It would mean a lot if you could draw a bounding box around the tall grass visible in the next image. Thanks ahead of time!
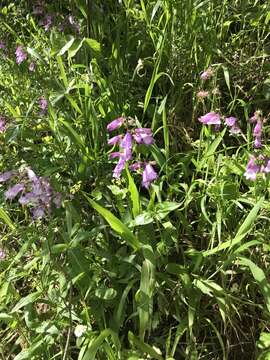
[0,0,269,359]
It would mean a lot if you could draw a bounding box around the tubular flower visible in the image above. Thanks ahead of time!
[108,135,122,146]
[142,163,158,189]
[133,128,154,145]
[5,183,24,200]
[0,117,6,133]
[244,156,260,181]
[198,112,221,125]
[15,45,27,64]
[107,117,125,132]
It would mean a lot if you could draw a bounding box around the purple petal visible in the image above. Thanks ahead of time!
[113,158,126,178]
[15,45,27,64]
[5,183,24,200]
[19,192,37,205]
[107,117,125,132]
[253,120,262,138]
[129,162,143,171]
[142,164,158,188]
[198,112,221,125]
[108,135,122,146]
[32,206,46,219]
[109,152,121,159]
[254,136,262,148]
[133,128,154,145]
[0,171,15,183]
[244,156,260,181]
[225,117,237,127]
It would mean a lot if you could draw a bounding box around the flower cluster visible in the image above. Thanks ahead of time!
[198,108,269,181]
[198,111,241,134]
[107,117,158,188]
[0,168,61,219]
[244,155,270,181]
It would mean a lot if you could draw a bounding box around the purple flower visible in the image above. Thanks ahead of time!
[225,117,237,127]
[254,136,262,148]
[39,96,48,114]
[29,62,36,72]
[142,164,158,188]
[32,206,45,219]
[108,135,122,146]
[198,112,221,125]
[253,120,262,137]
[244,156,260,181]
[262,160,270,174]
[5,183,24,200]
[19,192,37,205]
[27,168,38,182]
[109,152,121,159]
[133,128,154,145]
[249,111,261,123]
[113,157,126,178]
[200,68,213,80]
[0,171,15,182]
[0,117,6,133]
[120,132,133,161]
[0,42,5,50]
[15,45,27,65]
[107,117,125,132]
[129,162,143,171]
[0,248,6,260]
[230,125,241,135]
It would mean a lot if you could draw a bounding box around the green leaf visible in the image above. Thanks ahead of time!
[58,36,75,56]
[82,329,120,360]
[0,207,15,230]
[203,197,264,256]
[126,167,141,218]
[84,194,141,250]
[95,286,117,300]
[155,201,180,220]
[138,254,155,340]
[11,291,42,313]
[84,38,101,52]
[237,257,270,313]
[128,331,163,360]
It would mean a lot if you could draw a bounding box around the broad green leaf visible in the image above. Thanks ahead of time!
[84,38,101,52]
[58,36,75,56]
[155,201,180,220]
[11,291,42,313]
[84,195,141,250]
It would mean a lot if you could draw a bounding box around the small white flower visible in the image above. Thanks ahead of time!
[74,324,87,338]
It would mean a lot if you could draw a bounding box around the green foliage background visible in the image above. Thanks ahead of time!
[0,0,269,359]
